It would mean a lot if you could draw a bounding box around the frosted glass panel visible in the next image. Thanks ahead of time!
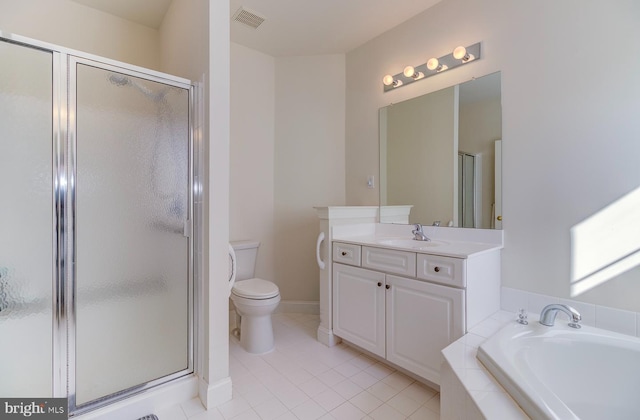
[75,64,190,405]
[458,154,476,228]
[0,41,53,396]
[465,154,476,227]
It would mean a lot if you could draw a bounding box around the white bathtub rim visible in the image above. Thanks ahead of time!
[477,319,640,420]
[477,335,578,420]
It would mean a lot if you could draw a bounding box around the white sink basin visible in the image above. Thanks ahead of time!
[376,239,447,249]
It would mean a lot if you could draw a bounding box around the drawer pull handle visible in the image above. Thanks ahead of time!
[377,282,382,287]
[385,284,390,290]
[341,251,348,256]
[434,266,440,273]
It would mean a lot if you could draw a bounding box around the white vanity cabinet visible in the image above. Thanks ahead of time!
[333,263,386,356]
[385,274,464,383]
[332,242,498,386]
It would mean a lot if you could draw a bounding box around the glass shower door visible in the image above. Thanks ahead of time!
[72,62,191,408]
[0,40,53,397]
[458,152,476,228]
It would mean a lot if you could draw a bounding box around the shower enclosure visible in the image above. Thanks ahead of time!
[0,34,195,415]
[457,152,480,228]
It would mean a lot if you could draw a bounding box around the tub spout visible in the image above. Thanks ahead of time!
[539,304,582,329]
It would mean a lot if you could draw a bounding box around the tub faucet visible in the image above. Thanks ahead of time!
[539,304,582,329]
[412,224,431,241]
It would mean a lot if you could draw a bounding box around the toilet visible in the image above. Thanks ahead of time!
[230,240,280,354]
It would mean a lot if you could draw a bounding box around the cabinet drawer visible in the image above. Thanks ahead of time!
[417,254,466,288]
[362,246,416,277]
[333,242,362,266]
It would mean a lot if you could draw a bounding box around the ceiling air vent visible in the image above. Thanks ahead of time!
[232,7,265,30]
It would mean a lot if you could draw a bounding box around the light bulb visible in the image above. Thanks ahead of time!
[403,66,415,78]
[453,46,467,60]
[453,45,474,62]
[382,74,403,88]
[426,58,439,71]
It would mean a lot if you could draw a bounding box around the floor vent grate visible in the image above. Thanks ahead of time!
[136,415,159,420]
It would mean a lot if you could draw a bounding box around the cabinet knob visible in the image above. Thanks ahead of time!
[434,266,440,273]
[497,216,502,221]
[377,282,382,287]
[341,251,347,256]
[385,284,390,290]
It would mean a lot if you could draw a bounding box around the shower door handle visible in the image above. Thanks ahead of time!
[183,219,192,237]
[0,267,7,313]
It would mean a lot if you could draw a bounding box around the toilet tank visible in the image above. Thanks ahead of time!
[231,240,260,281]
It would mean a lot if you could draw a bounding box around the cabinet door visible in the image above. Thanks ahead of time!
[385,275,464,385]
[333,263,385,357]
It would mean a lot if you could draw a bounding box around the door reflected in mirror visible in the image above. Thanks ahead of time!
[379,71,502,229]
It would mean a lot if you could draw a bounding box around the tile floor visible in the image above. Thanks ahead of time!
[157,313,440,420]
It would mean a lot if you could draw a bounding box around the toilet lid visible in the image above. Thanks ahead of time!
[232,278,279,299]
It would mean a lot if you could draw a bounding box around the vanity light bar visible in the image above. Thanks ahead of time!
[382,42,481,92]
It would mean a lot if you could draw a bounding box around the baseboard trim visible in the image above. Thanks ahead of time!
[229,300,320,330]
[317,325,341,347]
[199,376,232,409]
[275,300,319,315]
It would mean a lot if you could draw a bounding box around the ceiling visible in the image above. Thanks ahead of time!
[71,0,442,56]
[229,0,442,56]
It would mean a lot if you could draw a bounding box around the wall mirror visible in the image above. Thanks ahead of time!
[379,71,502,229]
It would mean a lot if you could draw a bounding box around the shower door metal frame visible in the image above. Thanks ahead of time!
[0,32,197,417]
[52,45,69,400]
[66,56,195,416]
[458,151,478,228]
[0,34,61,398]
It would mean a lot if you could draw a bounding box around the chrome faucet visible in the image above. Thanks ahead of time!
[539,304,582,329]
[412,224,431,241]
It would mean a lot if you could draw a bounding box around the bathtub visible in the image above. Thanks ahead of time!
[477,319,640,420]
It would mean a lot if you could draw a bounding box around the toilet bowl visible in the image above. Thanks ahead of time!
[230,241,280,354]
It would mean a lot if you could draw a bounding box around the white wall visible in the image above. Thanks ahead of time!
[274,55,346,302]
[230,43,276,282]
[160,1,207,81]
[204,0,232,407]
[0,0,159,70]
[160,0,232,407]
[345,0,640,311]
[229,51,346,305]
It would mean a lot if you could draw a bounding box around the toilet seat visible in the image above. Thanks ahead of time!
[232,278,279,300]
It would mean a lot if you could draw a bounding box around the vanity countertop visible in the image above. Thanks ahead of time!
[331,223,504,259]
[333,234,502,259]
